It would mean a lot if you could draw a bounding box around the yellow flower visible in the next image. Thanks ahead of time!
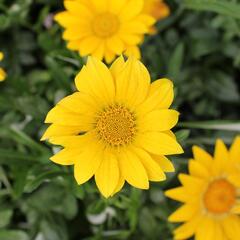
[0,52,6,82]
[165,137,240,240]
[55,0,155,63]
[42,56,183,198]
[143,0,170,34]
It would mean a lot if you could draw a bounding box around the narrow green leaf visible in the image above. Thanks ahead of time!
[183,0,240,19]
[24,170,68,193]
[179,120,240,131]
[167,42,184,79]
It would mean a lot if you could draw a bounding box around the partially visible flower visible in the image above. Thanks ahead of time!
[143,0,170,34]
[42,56,183,198]
[55,0,155,63]
[0,52,6,82]
[165,137,240,240]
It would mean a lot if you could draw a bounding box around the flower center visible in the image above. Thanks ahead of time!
[92,13,120,38]
[95,104,136,147]
[203,179,236,214]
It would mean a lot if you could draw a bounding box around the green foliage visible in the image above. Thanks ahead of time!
[0,0,240,239]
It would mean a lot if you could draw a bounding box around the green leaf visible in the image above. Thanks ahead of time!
[0,209,13,228]
[167,42,184,80]
[179,120,240,131]
[24,170,68,193]
[176,129,191,142]
[0,230,29,240]
[183,0,240,19]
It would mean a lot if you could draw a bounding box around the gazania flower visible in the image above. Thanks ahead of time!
[0,52,6,82]
[55,0,155,63]
[143,0,170,34]
[165,137,240,240]
[42,56,183,198]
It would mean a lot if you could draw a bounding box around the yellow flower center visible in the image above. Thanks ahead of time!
[92,13,120,38]
[203,179,236,214]
[95,104,136,147]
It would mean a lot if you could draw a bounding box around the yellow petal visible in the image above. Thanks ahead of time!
[0,68,6,82]
[119,0,144,21]
[195,218,216,240]
[75,57,115,103]
[221,215,240,239]
[178,174,204,190]
[115,57,150,107]
[90,0,108,13]
[109,0,127,14]
[57,92,98,114]
[50,148,81,165]
[106,36,125,55]
[45,105,93,130]
[55,11,89,27]
[230,136,240,162]
[189,159,209,178]
[78,36,101,56]
[173,215,203,240]
[74,141,104,185]
[120,34,142,45]
[119,149,149,189]
[138,109,179,132]
[92,42,105,61]
[151,155,175,172]
[41,124,81,141]
[63,27,91,41]
[64,1,92,17]
[110,55,126,79]
[192,145,213,169]
[135,132,183,155]
[136,14,156,26]
[48,131,93,147]
[111,176,125,196]
[124,45,141,59]
[132,147,166,181]
[165,187,190,202]
[0,52,4,61]
[95,150,119,198]
[168,203,198,222]
[213,139,230,174]
[163,130,176,139]
[120,20,148,34]
[104,49,115,64]
[67,40,82,50]
[137,78,174,115]
[231,202,240,214]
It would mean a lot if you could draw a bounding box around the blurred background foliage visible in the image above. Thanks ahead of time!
[0,0,240,239]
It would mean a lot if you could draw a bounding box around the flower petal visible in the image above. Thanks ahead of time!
[135,132,183,155]
[115,57,150,107]
[173,215,203,240]
[50,148,81,165]
[119,0,144,21]
[95,150,119,198]
[192,145,213,169]
[110,55,126,79]
[138,109,179,132]
[74,141,104,185]
[41,124,81,141]
[137,78,174,115]
[118,149,149,189]
[132,147,166,181]
[151,155,175,172]
[75,57,115,103]
[168,203,198,222]
[230,136,240,162]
